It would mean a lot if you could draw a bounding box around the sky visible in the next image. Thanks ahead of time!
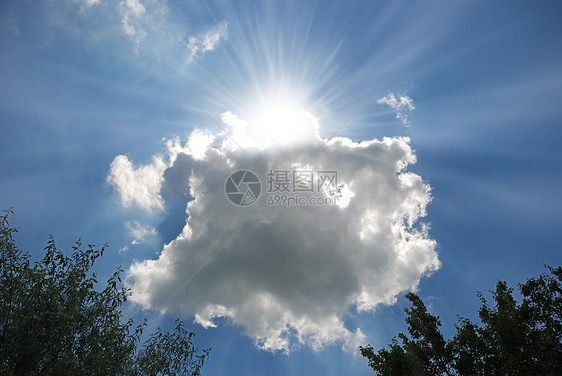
[1,0,562,375]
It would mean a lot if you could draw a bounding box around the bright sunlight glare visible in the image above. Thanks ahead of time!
[248,94,320,147]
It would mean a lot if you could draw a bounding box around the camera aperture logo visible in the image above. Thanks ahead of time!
[225,170,261,207]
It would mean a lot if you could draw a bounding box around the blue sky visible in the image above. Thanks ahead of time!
[1,0,561,375]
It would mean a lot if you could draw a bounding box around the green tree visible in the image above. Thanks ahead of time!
[0,209,210,375]
[361,266,562,375]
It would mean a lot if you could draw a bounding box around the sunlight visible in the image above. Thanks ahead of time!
[255,103,301,144]
[247,92,320,147]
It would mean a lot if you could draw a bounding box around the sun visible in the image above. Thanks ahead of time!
[248,94,320,147]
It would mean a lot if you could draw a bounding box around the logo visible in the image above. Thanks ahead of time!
[225,169,261,206]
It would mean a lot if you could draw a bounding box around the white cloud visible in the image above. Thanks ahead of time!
[186,21,227,63]
[377,92,415,125]
[127,221,157,244]
[125,0,145,16]
[66,0,227,60]
[112,109,440,353]
[106,154,167,213]
[119,0,146,37]
[78,0,101,8]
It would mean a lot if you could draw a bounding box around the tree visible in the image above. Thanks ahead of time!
[360,265,562,375]
[0,209,210,375]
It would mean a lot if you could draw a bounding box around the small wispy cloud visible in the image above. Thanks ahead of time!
[1,16,20,36]
[75,0,101,16]
[120,0,146,37]
[66,0,227,59]
[377,92,415,125]
[127,221,157,245]
[81,0,101,8]
[186,21,227,63]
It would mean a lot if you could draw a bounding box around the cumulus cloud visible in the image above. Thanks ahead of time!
[106,154,167,213]
[110,109,439,352]
[186,21,227,63]
[377,92,415,125]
